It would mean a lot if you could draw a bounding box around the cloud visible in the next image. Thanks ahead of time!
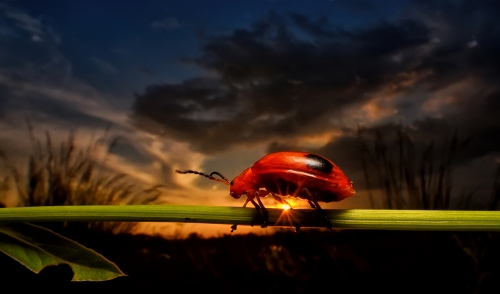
[4,9,43,36]
[133,11,434,154]
[132,2,500,159]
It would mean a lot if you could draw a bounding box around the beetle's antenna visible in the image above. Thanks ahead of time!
[175,170,230,186]
[209,171,230,182]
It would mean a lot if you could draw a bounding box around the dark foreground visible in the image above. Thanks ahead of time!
[1,226,499,294]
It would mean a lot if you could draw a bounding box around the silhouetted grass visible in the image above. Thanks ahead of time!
[0,123,163,233]
[356,124,496,210]
[487,162,500,210]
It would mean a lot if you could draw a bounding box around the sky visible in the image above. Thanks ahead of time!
[0,0,499,237]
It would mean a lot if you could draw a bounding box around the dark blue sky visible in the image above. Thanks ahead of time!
[8,0,409,98]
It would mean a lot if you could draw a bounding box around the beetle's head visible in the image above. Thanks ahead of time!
[229,178,246,199]
[229,168,255,199]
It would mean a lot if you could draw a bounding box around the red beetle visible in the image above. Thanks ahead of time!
[176,151,355,231]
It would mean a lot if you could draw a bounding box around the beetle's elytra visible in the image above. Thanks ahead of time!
[176,151,355,231]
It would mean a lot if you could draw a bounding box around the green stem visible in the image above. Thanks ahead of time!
[0,205,500,231]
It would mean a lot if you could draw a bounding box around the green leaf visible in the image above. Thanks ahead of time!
[0,222,126,281]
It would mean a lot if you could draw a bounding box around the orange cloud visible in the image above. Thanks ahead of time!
[354,69,434,123]
[421,78,476,117]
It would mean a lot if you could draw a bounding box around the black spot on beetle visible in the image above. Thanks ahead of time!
[305,154,333,174]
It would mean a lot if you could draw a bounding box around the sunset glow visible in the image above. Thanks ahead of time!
[281,204,291,211]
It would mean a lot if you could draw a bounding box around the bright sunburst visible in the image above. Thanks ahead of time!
[281,204,291,211]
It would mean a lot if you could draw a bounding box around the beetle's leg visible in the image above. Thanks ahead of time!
[255,196,268,228]
[231,198,250,233]
[306,200,317,209]
[303,188,332,230]
[249,199,262,227]
[312,199,332,230]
